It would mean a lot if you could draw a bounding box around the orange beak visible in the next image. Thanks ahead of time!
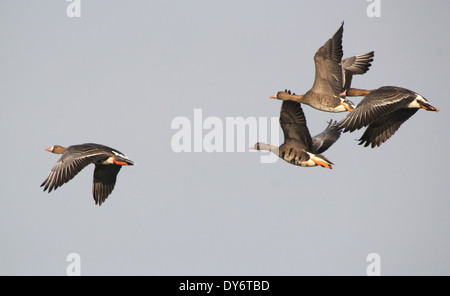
[269,95,277,99]
[45,147,53,152]
[420,104,439,112]
[417,101,439,112]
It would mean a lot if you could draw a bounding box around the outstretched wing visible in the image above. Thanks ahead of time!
[41,146,107,193]
[93,165,122,206]
[280,101,313,150]
[311,120,342,154]
[311,22,344,96]
[357,109,418,148]
[339,86,416,132]
[341,51,374,91]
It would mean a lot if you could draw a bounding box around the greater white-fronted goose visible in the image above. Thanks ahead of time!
[338,86,439,148]
[251,101,341,169]
[270,22,374,112]
[41,143,134,205]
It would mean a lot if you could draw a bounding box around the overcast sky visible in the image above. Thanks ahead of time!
[1,0,449,275]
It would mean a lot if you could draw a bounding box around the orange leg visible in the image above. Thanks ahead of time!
[340,102,354,112]
[312,159,333,169]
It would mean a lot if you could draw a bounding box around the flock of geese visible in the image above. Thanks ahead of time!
[252,22,438,169]
[41,22,438,206]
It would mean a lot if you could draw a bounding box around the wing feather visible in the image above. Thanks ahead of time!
[41,145,109,193]
[93,165,122,206]
[311,22,344,96]
[339,86,416,132]
[279,101,313,150]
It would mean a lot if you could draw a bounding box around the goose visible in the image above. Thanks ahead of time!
[338,86,439,148]
[251,100,341,169]
[270,22,374,112]
[41,143,134,205]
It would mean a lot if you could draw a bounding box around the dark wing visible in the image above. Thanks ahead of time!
[41,145,108,193]
[357,108,418,148]
[338,86,416,132]
[93,165,122,206]
[311,120,342,154]
[279,101,313,150]
[341,51,374,91]
[311,22,344,96]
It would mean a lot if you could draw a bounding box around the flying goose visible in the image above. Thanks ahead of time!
[338,86,439,147]
[270,22,374,112]
[41,143,134,205]
[251,100,341,169]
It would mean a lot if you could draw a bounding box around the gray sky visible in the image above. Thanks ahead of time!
[1,0,449,275]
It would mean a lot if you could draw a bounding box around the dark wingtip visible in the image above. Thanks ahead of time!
[326,120,344,133]
[357,137,378,148]
[94,193,104,206]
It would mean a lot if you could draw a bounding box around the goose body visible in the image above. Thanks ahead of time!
[41,143,134,205]
[338,86,439,147]
[252,101,341,169]
[270,22,374,112]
